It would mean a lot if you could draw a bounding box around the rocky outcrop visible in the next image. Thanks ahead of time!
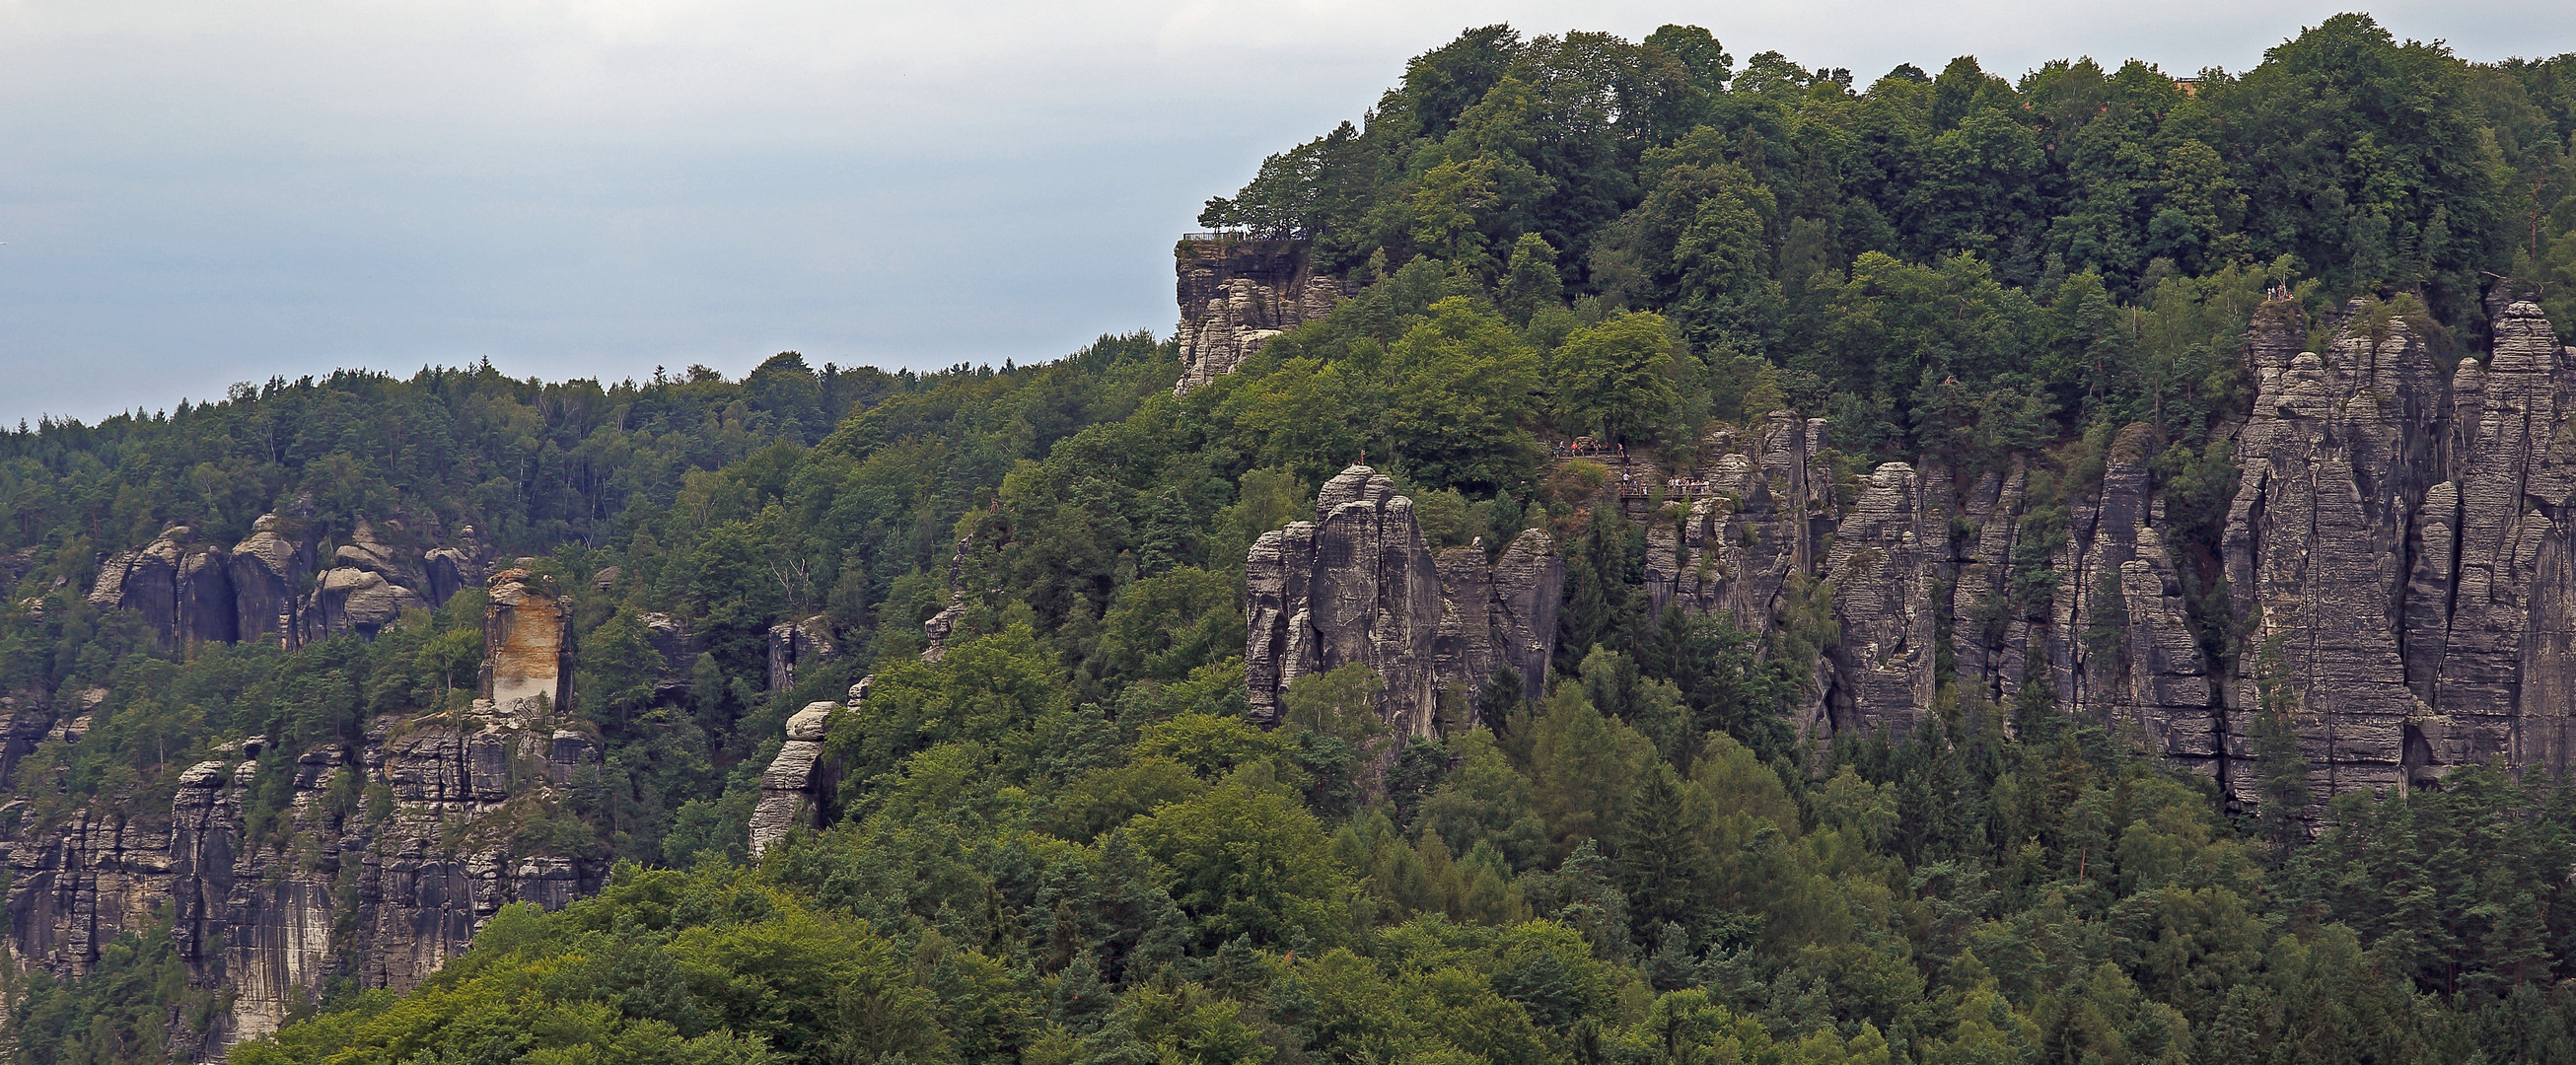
[2052,426,2217,770]
[1717,291,2576,813]
[2221,299,2453,806]
[1172,238,1341,395]
[749,700,842,859]
[308,521,433,639]
[1247,465,1561,737]
[767,615,837,690]
[88,527,237,646]
[1432,529,1563,709]
[1820,463,1940,739]
[1645,413,1833,629]
[482,569,570,715]
[1,699,605,1059]
[90,517,487,650]
[2418,299,2576,780]
[423,526,492,605]
[229,515,314,648]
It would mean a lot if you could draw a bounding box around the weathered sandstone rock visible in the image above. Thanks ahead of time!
[1248,465,1560,737]
[750,700,843,859]
[481,569,569,715]
[1171,238,1341,395]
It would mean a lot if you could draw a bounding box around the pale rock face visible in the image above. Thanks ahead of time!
[1247,465,1562,736]
[1171,239,1342,395]
[2222,300,2453,807]
[751,701,844,858]
[2421,300,2576,779]
[481,569,569,715]
[785,701,835,742]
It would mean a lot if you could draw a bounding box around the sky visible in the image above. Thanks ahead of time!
[1,1,2568,425]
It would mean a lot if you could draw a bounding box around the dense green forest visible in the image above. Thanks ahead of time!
[7,13,2576,1065]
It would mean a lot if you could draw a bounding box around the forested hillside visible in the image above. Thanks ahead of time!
[6,13,2576,1065]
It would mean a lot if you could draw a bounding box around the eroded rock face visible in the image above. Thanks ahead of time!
[750,700,843,859]
[1821,463,1940,739]
[482,569,569,715]
[89,527,238,646]
[230,515,314,648]
[2,703,606,1059]
[91,517,480,650]
[2222,300,2453,806]
[1647,414,1833,629]
[2421,300,2576,779]
[2051,426,2216,769]
[1172,238,1341,395]
[1248,465,1560,737]
[309,521,434,639]
[423,525,492,606]
[767,616,837,690]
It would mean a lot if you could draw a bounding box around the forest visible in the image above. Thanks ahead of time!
[4,13,2576,1065]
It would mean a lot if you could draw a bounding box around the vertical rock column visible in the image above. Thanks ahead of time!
[750,700,842,859]
[2430,299,2576,776]
[230,515,313,649]
[1820,463,1938,740]
[481,569,570,717]
[2222,299,2450,808]
[2048,425,2217,768]
[1248,465,1561,735]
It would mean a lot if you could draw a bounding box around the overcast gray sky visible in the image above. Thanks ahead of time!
[1,1,2567,425]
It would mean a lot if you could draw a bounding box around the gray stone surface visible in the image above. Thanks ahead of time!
[1247,465,1560,737]
[1172,239,1342,395]
[751,700,845,859]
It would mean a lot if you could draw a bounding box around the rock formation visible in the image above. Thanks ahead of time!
[1,691,603,1059]
[749,700,842,859]
[1819,463,1941,739]
[230,515,315,648]
[89,517,484,651]
[307,520,433,640]
[1644,291,2576,813]
[1171,237,1342,395]
[423,526,492,605]
[766,615,837,690]
[1247,465,1563,736]
[481,568,570,715]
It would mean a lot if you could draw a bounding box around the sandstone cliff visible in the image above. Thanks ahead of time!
[1171,238,1342,395]
[89,516,485,652]
[1246,465,1562,737]
[749,698,843,859]
[1641,292,2576,814]
[9,570,601,1059]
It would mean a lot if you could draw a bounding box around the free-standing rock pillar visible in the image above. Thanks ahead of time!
[1247,465,1561,736]
[750,699,843,859]
[481,569,570,716]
